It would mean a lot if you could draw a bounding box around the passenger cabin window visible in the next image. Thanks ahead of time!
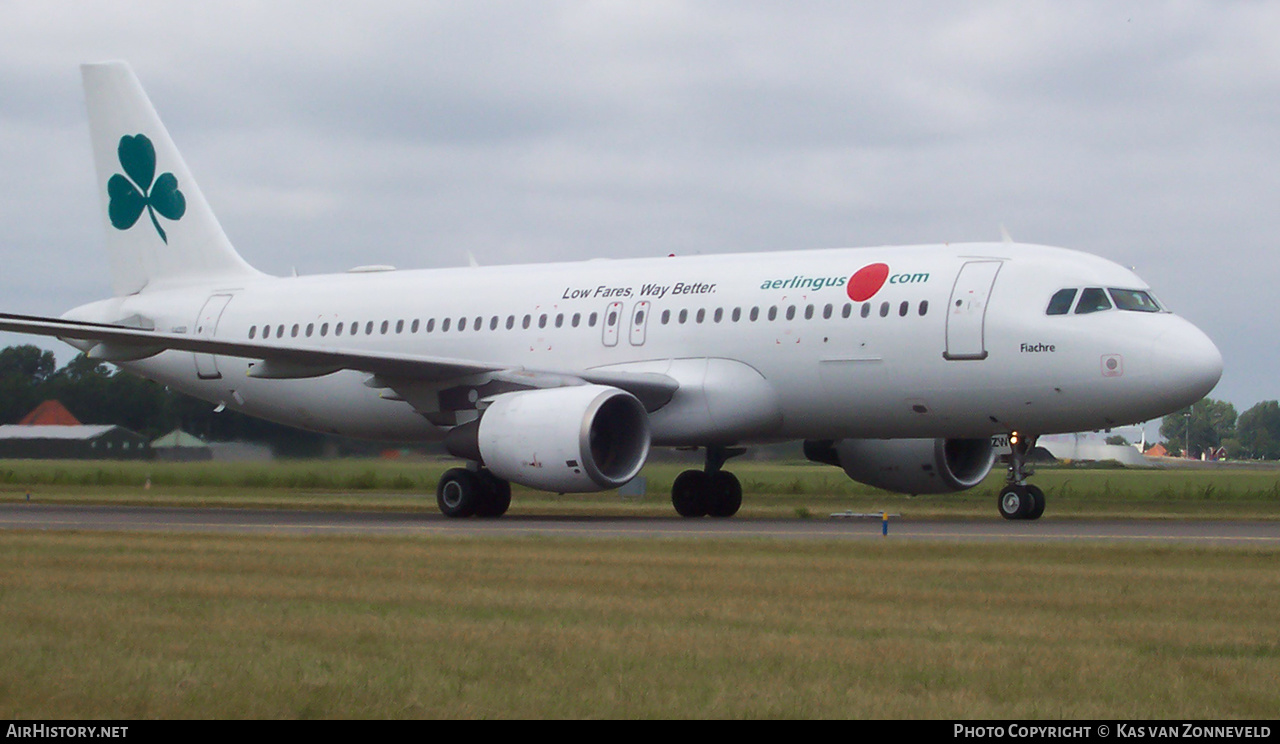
[1046,288,1077,315]
[1075,287,1112,314]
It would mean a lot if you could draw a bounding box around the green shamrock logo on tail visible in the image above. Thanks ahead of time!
[107,134,186,243]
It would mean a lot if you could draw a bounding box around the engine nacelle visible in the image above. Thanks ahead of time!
[446,385,650,493]
[804,437,996,494]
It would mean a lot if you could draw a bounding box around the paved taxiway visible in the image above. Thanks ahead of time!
[1,503,1278,545]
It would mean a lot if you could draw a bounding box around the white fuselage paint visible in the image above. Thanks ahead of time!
[64,242,1222,446]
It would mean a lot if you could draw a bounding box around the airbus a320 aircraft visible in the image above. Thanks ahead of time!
[0,63,1223,520]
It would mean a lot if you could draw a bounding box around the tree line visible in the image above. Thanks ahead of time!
[4,344,1279,461]
[0,345,341,456]
[1159,398,1280,461]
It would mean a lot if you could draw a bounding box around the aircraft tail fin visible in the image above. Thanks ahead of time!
[81,62,264,295]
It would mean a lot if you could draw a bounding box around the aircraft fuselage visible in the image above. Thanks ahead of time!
[64,241,1222,446]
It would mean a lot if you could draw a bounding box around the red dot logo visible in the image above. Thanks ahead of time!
[847,263,889,302]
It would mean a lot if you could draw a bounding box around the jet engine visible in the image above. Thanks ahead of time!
[803,437,996,494]
[446,385,650,493]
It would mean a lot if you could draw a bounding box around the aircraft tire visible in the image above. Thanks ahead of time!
[672,470,710,517]
[707,471,742,518]
[1026,484,1046,520]
[997,485,1033,520]
[475,470,512,518]
[437,468,482,518]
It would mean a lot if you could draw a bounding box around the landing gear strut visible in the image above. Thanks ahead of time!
[998,432,1045,520]
[671,446,745,518]
[437,467,512,518]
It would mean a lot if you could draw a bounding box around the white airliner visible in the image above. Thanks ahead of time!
[0,63,1223,520]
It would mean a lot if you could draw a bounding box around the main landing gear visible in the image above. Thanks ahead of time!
[671,446,745,518]
[436,467,512,518]
[998,431,1045,520]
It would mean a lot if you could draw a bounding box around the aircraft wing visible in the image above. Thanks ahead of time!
[0,312,678,412]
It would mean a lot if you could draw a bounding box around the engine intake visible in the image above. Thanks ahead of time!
[446,385,650,493]
[804,437,996,494]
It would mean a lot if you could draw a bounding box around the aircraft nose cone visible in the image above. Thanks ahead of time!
[1151,319,1223,408]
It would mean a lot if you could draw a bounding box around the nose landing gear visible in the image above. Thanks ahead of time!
[998,432,1045,520]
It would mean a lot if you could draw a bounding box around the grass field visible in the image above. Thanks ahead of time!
[1,532,1277,719]
[1,457,1278,519]
[1,458,1278,718]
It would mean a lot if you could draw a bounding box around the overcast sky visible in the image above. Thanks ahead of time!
[1,1,1276,427]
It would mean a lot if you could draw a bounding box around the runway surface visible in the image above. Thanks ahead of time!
[2,503,1278,545]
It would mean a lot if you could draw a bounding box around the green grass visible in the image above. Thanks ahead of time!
[1,459,1277,718]
[0,532,1276,718]
[1,458,1278,519]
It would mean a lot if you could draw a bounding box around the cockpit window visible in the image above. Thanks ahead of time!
[1108,288,1162,313]
[1046,288,1077,315]
[1074,287,1112,314]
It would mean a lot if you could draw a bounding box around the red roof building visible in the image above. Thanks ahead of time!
[17,400,82,426]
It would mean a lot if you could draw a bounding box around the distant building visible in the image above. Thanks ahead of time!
[1036,432,1151,466]
[17,400,83,426]
[150,429,213,462]
[0,401,150,460]
[0,424,150,460]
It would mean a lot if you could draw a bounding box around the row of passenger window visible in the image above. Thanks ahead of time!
[246,300,931,340]
[250,313,603,339]
[1045,287,1163,316]
[660,299,928,325]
